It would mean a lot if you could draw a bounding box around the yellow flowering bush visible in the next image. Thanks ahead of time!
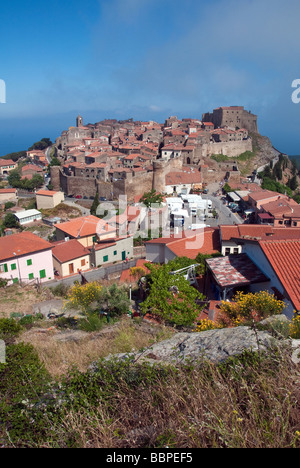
[64,281,103,313]
[218,291,286,328]
[289,311,300,339]
[193,319,223,332]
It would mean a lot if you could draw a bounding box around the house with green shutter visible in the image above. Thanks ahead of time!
[0,232,54,285]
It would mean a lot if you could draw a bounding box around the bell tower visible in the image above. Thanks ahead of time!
[76,115,83,128]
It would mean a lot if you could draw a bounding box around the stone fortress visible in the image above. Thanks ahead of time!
[51,106,259,201]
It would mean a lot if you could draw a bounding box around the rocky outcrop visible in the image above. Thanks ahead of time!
[94,318,300,368]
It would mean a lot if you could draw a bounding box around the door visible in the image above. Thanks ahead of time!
[122,251,126,261]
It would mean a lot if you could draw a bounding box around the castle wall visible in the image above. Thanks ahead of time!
[193,139,252,161]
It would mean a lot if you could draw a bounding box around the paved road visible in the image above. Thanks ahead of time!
[204,194,243,225]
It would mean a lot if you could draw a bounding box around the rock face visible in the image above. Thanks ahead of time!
[100,325,294,368]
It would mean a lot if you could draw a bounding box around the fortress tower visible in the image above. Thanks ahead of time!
[152,161,166,194]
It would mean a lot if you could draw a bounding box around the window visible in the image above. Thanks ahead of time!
[81,259,86,267]
[28,273,34,280]
[114,251,117,256]
[11,263,17,271]
[225,248,231,255]
[0,264,8,273]
[233,248,239,255]
[27,259,32,266]
[39,270,46,279]
[103,255,109,263]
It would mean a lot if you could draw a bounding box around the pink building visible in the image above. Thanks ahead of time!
[0,232,54,285]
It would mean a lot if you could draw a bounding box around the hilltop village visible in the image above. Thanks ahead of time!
[0,105,300,323]
[51,106,257,201]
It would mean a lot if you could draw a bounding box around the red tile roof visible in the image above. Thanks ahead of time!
[0,159,15,167]
[259,239,300,310]
[206,254,269,289]
[54,215,115,239]
[0,188,16,194]
[146,228,220,259]
[220,224,300,242]
[0,232,52,261]
[165,171,202,186]
[52,239,90,263]
[36,190,60,197]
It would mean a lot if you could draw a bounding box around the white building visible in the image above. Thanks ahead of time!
[14,209,42,226]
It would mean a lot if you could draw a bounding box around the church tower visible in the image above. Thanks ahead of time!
[76,115,83,128]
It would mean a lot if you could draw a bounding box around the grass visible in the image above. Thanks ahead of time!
[17,316,175,378]
[40,203,82,218]
[44,349,300,448]
[0,312,299,448]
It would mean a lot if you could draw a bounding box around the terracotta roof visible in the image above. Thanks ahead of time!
[165,171,202,186]
[220,224,300,242]
[261,199,300,218]
[259,239,300,310]
[206,254,269,289]
[146,228,220,259]
[248,191,288,202]
[165,228,220,259]
[0,188,16,194]
[0,159,15,166]
[220,224,273,241]
[93,241,117,251]
[36,190,60,197]
[54,215,115,239]
[52,239,90,263]
[0,232,52,261]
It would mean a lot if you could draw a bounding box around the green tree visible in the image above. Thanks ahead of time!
[91,192,100,216]
[288,174,298,191]
[28,138,52,151]
[222,183,232,194]
[7,170,22,188]
[141,263,205,327]
[140,189,164,208]
[3,213,20,229]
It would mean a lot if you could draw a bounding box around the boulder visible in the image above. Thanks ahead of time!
[96,325,292,368]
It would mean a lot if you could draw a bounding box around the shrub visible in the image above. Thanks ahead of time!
[64,281,103,313]
[78,313,106,332]
[218,291,286,327]
[0,318,23,341]
[0,342,52,445]
[289,312,300,339]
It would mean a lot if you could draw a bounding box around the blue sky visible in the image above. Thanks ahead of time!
[1,0,300,155]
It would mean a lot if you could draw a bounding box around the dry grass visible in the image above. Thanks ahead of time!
[0,284,50,318]
[51,351,300,449]
[17,317,175,378]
